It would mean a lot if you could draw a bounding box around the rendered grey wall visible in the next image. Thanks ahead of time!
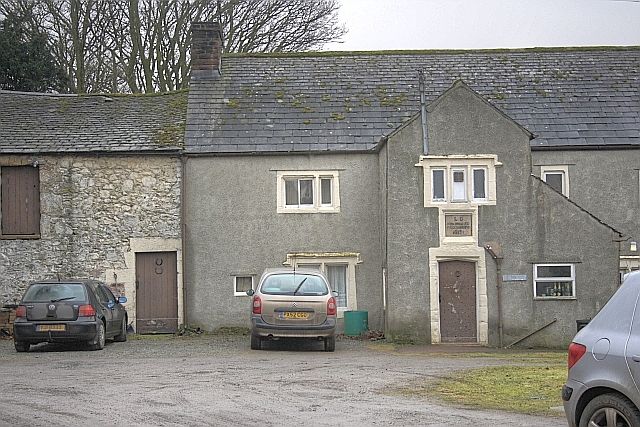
[384,83,620,347]
[532,149,640,256]
[185,153,383,331]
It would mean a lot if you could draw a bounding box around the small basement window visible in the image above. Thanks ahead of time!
[533,264,575,299]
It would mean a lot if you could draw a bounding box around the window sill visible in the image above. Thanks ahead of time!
[0,234,41,240]
[277,207,341,214]
[533,296,577,301]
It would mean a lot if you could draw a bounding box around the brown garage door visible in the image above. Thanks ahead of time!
[439,261,477,343]
[136,252,178,334]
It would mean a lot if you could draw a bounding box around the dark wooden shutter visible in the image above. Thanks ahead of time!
[1,166,40,236]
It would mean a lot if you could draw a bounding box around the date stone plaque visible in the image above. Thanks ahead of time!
[445,214,473,237]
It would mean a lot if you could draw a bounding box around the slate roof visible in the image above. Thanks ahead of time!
[185,47,640,154]
[0,90,187,153]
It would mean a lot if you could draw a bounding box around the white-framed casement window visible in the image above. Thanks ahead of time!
[233,275,254,296]
[541,165,569,197]
[284,252,360,316]
[276,171,340,213]
[533,264,576,299]
[421,156,500,207]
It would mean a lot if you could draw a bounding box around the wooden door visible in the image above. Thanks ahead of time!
[136,252,178,333]
[439,261,477,343]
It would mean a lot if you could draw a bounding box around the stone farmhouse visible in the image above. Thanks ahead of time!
[0,22,637,347]
[184,23,637,347]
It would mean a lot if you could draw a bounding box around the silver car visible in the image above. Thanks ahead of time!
[247,268,337,351]
[563,272,640,427]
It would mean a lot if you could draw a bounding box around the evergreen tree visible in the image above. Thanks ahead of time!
[0,12,66,92]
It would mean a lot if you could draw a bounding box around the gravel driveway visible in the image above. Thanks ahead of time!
[0,335,566,426]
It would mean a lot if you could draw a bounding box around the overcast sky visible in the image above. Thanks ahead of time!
[324,0,640,51]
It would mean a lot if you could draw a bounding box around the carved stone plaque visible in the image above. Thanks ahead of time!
[445,214,472,237]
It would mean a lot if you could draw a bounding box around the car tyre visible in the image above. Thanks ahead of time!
[87,321,106,351]
[579,393,640,427]
[250,333,261,350]
[324,335,335,352]
[14,341,30,353]
[113,317,127,342]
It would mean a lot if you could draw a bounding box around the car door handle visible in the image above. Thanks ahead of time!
[633,355,640,362]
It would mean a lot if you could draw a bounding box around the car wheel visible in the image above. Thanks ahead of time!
[87,321,106,351]
[250,333,261,350]
[113,317,127,342]
[579,393,640,427]
[14,341,30,353]
[324,335,335,352]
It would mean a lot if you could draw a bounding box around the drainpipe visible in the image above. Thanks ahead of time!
[484,244,504,348]
[180,154,188,326]
[418,70,429,155]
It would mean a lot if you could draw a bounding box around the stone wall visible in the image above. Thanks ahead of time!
[0,154,181,305]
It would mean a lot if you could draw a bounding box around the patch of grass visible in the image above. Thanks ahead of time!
[432,365,565,416]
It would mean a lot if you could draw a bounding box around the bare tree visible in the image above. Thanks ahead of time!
[0,0,345,93]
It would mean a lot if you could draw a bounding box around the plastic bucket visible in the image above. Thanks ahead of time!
[343,310,368,336]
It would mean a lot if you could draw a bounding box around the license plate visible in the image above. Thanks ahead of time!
[280,312,309,320]
[36,324,66,332]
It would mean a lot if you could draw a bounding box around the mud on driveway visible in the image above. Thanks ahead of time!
[0,335,565,426]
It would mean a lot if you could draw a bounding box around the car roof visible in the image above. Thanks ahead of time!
[30,280,99,286]
[261,267,324,275]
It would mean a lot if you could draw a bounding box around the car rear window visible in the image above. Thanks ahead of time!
[22,283,87,302]
[260,274,329,296]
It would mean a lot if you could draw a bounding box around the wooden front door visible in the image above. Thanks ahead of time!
[136,252,178,334]
[439,261,477,343]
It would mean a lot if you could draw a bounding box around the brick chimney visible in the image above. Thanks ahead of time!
[191,22,223,79]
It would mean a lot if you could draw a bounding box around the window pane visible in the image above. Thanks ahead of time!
[452,170,466,201]
[320,178,332,205]
[285,179,298,206]
[326,265,347,308]
[473,169,486,199]
[432,170,445,200]
[299,179,313,205]
[235,276,253,293]
[545,173,564,194]
[537,265,572,278]
[535,281,574,297]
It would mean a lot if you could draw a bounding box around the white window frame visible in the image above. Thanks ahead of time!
[533,263,576,300]
[451,168,467,202]
[233,275,255,296]
[540,165,569,197]
[277,171,340,213]
[471,167,488,201]
[418,155,501,208]
[284,252,361,317]
[431,168,447,202]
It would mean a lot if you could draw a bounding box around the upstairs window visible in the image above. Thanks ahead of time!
[277,171,340,213]
[533,264,575,299]
[541,165,569,197]
[1,165,40,238]
[426,161,495,205]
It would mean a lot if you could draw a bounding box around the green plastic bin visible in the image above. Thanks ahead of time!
[344,310,368,336]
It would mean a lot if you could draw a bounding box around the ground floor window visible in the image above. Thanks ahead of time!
[533,264,575,299]
[233,275,254,296]
[285,252,360,314]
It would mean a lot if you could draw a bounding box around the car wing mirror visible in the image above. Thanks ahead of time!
[246,289,255,296]
[332,291,339,297]
[118,296,128,304]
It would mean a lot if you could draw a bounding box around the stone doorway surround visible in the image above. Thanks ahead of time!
[105,238,183,333]
[429,243,488,345]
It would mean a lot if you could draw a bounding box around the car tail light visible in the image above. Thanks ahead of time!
[327,297,337,316]
[78,304,96,317]
[15,305,26,319]
[252,296,262,315]
[568,342,587,369]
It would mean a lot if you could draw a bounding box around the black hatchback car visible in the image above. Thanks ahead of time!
[13,280,128,352]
